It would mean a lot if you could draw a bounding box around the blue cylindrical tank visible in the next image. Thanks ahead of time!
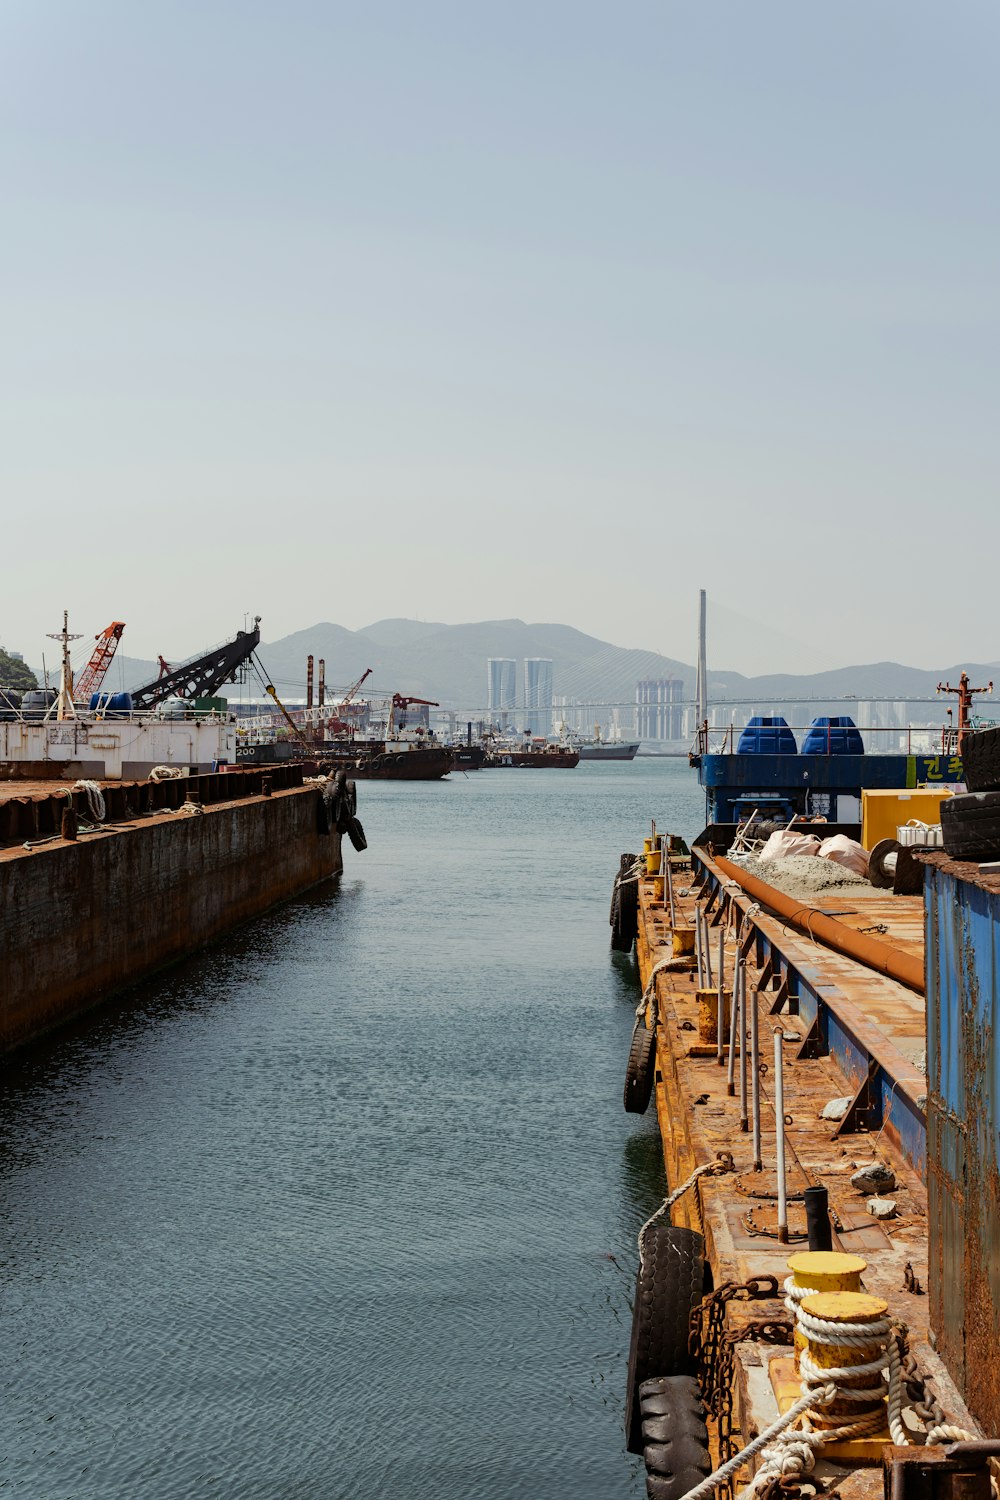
[736,716,797,755]
[90,691,134,718]
[801,716,864,756]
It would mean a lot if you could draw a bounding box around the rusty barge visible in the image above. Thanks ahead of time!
[0,764,359,1055]
[612,821,1000,1500]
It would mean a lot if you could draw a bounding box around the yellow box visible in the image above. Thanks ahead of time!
[861,788,952,851]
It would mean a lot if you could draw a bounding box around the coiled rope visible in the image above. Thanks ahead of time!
[72,779,105,823]
[680,1284,981,1500]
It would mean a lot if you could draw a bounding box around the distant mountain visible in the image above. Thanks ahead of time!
[52,619,999,714]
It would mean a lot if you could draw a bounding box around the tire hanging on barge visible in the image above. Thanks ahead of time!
[624,1022,656,1114]
[625,1224,705,1454]
[638,1375,711,1500]
[610,853,639,952]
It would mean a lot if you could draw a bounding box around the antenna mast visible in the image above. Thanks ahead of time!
[695,589,708,748]
[47,609,83,721]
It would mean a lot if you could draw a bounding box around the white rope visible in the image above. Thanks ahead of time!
[148,765,185,781]
[635,956,678,1023]
[168,801,204,818]
[678,1384,836,1500]
[613,856,646,892]
[72,779,105,822]
[638,1160,732,1268]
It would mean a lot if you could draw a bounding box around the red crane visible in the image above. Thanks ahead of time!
[74,621,126,702]
[325,667,374,736]
[389,693,439,734]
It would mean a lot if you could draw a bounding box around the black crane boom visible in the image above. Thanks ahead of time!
[131,618,262,710]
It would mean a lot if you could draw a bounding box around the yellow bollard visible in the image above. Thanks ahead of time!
[787,1251,867,1355]
[671,927,695,957]
[797,1291,888,1431]
[697,987,731,1043]
[644,836,662,875]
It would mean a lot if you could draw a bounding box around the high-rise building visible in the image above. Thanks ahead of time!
[487,658,517,720]
[635,679,686,740]
[523,658,553,736]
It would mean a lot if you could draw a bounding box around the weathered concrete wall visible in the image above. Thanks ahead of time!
[0,787,343,1053]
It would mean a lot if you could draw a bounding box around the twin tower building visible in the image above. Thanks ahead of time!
[487,658,552,736]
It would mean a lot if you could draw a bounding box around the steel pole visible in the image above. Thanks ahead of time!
[738,961,748,1132]
[716,925,726,1066]
[774,1028,788,1243]
[750,978,762,1169]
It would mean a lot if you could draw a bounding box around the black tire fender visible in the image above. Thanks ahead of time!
[625,1224,704,1454]
[640,1375,711,1500]
[941,790,1000,862]
[961,727,1000,794]
[345,815,367,852]
[624,1022,656,1115]
[611,853,639,951]
[868,837,899,889]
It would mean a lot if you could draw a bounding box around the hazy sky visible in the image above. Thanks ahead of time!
[3,2,998,675]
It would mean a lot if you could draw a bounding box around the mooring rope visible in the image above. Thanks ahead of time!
[638,1156,735,1269]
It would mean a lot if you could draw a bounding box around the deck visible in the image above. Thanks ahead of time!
[634,842,977,1494]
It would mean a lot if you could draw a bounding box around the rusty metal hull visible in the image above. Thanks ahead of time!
[621,840,978,1497]
[921,853,1000,1434]
[0,777,344,1054]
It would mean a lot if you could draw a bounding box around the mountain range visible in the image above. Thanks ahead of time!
[76,617,1000,713]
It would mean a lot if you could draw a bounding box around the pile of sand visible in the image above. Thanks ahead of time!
[734,852,874,900]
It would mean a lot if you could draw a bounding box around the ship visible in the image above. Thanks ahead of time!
[576,737,639,761]
[607,721,1000,1500]
[482,736,579,768]
[556,719,639,761]
[238,686,454,780]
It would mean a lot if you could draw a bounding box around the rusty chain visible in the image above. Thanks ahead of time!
[897,1328,947,1430]
[688,1275,794,1500]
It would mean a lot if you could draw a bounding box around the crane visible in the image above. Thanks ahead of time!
[325,667,373,736]
[389,693,439,735]
[74,621,126,703]
[130,618,261,709]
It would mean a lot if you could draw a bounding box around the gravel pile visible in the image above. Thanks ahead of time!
[733,852,875,900]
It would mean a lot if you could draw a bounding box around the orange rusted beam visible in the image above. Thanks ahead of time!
[715,854,925,995]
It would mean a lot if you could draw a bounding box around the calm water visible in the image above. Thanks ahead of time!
[0,759,704,1500]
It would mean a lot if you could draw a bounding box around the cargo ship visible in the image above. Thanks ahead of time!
[608,732,1000,1500]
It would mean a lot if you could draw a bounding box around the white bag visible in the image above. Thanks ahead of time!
[817,834,870,877]
[759,830,821,862]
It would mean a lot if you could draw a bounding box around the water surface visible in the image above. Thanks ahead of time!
[0,758,703,1499]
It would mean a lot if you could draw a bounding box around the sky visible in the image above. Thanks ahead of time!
[2,2,998,676]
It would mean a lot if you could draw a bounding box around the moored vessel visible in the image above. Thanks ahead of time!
[606,783,1000,1498]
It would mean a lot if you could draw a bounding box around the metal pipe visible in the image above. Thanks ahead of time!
[318,659,325,708]
[695,906,705,987]
[804,1186,832,1251]
[306,655,314,710]
[750,974,761,1168]
[703,910,713,988]
[715,855,924,994]
[716,926,725,1067]
[726,945,739,1096]
[739,961,748,1132]
[774,1028,788,1243]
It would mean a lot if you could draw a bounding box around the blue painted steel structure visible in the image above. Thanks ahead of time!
[692,846,927,1179]
[696,751,964,823]
[922,854,1000,1435]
